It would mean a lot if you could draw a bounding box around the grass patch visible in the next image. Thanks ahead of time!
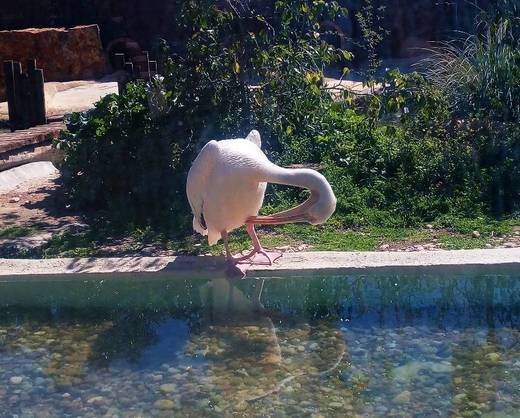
[0,226,37,239]
[275,224,379,251]
[167,224,382,254]
[438,235,491,250]
[175,219,515,254]
[367,227,429,244]
[41,232,97,258]
[434,216,516,236]
[168,224,432,254]
[8,215,517,258]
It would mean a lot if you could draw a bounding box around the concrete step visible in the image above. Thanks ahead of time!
[0,122,64,171]
[0,161,58,194]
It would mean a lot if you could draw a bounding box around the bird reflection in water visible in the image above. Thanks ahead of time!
[192,277,349,409]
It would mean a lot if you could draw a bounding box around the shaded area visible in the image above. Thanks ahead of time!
[0,169,83,257]
[0,0,493,62]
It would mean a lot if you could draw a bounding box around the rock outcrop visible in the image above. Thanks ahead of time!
[0,24,107,100]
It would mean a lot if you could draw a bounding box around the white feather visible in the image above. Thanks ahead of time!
[245,129,261,148]
[186,140,219,236]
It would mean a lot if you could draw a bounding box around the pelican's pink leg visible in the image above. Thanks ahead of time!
[221,230,247,277]
[232,224,268,264]
[221,230,235,264]
[248,224,273,265]
[234,224,282,265]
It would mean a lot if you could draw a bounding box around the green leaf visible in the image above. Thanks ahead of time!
[341,50,353,61]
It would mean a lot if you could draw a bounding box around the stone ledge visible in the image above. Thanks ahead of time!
[0,161,58,193]
[0,249,519,279]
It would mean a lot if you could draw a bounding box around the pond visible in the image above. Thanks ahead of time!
[1,269,520,417]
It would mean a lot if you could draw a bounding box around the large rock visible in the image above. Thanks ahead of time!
[0,25,107,100]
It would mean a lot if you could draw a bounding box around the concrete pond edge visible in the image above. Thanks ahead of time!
[0,248,519,280]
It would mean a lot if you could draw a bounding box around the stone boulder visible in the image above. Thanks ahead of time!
[0,24,107,100]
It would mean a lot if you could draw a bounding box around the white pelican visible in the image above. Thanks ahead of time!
[186,130,336,268]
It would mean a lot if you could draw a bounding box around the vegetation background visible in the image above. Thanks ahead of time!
[41,0,520,256]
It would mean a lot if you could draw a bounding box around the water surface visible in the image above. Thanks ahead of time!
[1,269,519,417]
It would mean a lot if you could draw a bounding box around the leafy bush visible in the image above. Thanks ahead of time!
[420,17,520,122]
[307,102,481,226]
[56,82,190,230]
[163,0,345,159]
[57,0,520,236]
[415,2,520,215]
[58,0,348,229]
[370,66,520,219]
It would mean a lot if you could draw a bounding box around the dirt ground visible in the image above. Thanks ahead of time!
[0,171,78,230]
[0,171,83,255]
[0,172,180,257]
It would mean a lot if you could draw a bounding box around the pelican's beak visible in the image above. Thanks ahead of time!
[246,195,315,225]
[246,211,308,225]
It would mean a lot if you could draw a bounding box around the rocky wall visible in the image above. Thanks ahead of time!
[0,24,107,101]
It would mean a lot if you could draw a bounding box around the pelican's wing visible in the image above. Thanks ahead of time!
[245,129,261,149]
[186,140,219,235]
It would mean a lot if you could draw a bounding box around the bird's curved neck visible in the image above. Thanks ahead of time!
[262,165,325,193]
[249,162,336,225]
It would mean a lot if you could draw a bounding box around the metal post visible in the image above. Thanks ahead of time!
[12,61,24,130]
[149,60,158,77]
[117,61,134,94]
[27,59,46,126]
[143,51,151,80]
[114,53,126,71]
[3,61,17,131]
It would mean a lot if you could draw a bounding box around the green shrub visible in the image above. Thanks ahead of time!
[58,0,348,230]
[415,2,520,215]
[56,82,190,230]
[57,0,520,236]
[472,121,520,215]
[316,105,481,226]
[420,16,520,122]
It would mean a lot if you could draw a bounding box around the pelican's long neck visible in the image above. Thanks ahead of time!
[248,161,336,225]
[261,163,332,196]
[263,163,322,192]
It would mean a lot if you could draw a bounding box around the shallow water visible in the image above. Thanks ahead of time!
[1,270,520,417]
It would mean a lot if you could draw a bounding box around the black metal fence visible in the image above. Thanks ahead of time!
[113,51,157,94]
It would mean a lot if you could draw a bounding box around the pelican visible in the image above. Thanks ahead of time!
[186,130,336,269]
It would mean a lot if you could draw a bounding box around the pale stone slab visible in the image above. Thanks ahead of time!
[0,248,519,279]
[0,161,58,193]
